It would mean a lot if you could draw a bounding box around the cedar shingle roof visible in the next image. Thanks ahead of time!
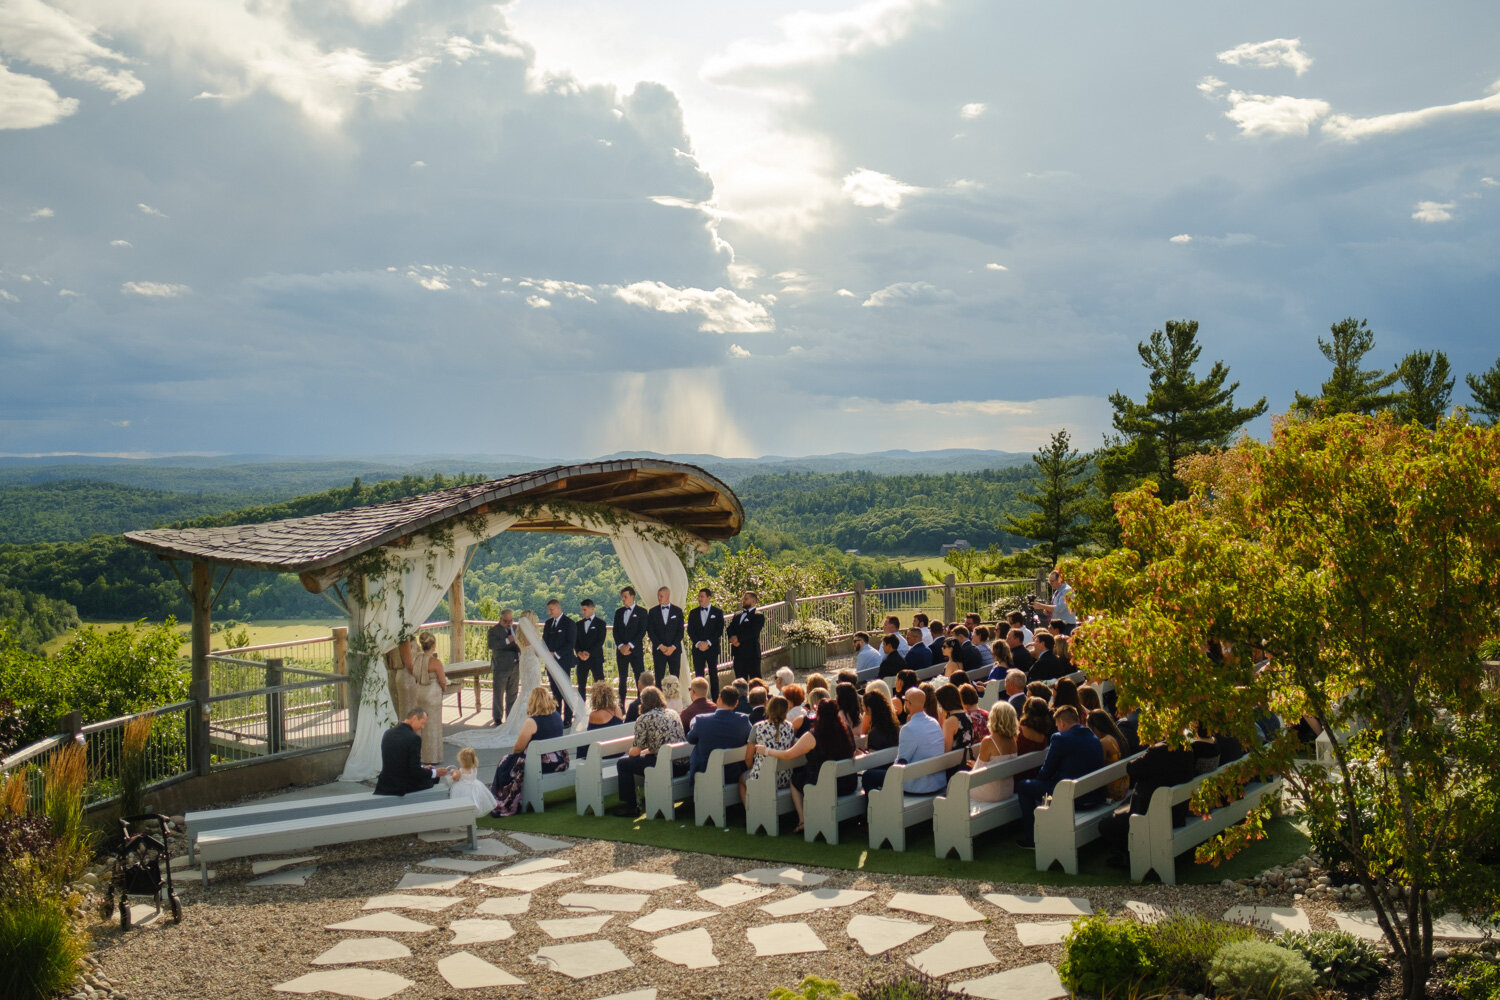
[124,459,742,590]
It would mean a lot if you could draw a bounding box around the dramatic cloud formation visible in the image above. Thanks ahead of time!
[842,168,920,209]
[1217,38,1313,76]
[1222,91,1331,137]
[613,281,773,333]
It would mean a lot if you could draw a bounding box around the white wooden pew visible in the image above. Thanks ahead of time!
[574,733,637,817]
[1130,764,1284,885]
[867,748,966,851]
[802,747,897,845]
[184,787,449,862]
[1032,753,1139,874]
[743,752,805,836]
[195,798,476,887]
[521,724,633,814]
[643,741,694,821]
[694,745,750,827]
[914,663,946,683]
[978,679,1003,711]
[931,750,1045,861]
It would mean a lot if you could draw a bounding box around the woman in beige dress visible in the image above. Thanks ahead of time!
[403,631,449,764]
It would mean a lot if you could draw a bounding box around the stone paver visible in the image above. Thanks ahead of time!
[448,918,516,945]
[583,871,687,892]
[733,867,829,886]
[983,894,1092,916]
[953,962,1068,1000]
[593,992,656,1000]
[475,895,532,917]
[1015,922,1072,947]
[495,857,570,875]
[507,833,571,852]
[531,940,634,979]
[629,909,719,933]
[273,969,413,999]
[249,866,316,887]
[747,921,827,957]
[887,892,985,923]
[1222,905,1311,935]
[393,872,465,892]
[437,951,525,989]
[696,883,775,908]
[907,930,998,977]
[1333,910,1486,943]
[558,892,651,913]
[1124,901,1168,924]
[759,889,873,917]
[651,926,720,968]
[474,872,578,892]
[1329,912,1386,944]
[1432,914,1489,940]
[311,938,411,965]
[326,913,436,934]
[418,830,470,843]
[251,856,319,875]
[846,914,933,956]
[460,839,519,858]
[363,894,465,912]
[537,914,615,940]
[418,857,502,874]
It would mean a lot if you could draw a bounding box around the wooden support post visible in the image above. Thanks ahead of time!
[448,575,465,665]
[943,573,957,625]
[265,658,284,756]
[190,561,213,776]
[332,626,349,710]
[851,581,866,634]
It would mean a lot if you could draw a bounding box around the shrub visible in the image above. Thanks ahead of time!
[1148,912,1259,993]
[1449,954,1500,1000]
[0,899,85,1000]
[118,713,155,822]
[1208,939,1317,1000]
[1059,913,1159,999]
[769,977,857,1000]
[855,970,961,1000]
[41,744,92,886]
[0,814,57,902]
[1278,929,1384,991]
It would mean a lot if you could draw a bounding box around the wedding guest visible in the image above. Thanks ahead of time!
[449,746,498,816]
[609,686,685,818]
[731,677,751,714]
[624,671,656,722]
[986,638,1013,682]
[687,588,725,698]
[973,627,996,668]
[1078,686,1102,714]
[1098,738,1197,866]
[747,685,768,723]
[927,621,948,661]
[892,670,919,723]
[960,684,989,741]
[1007,610,1034,645]
[490,687,566,816]
[1029,632,1067,682]
[880,615,909,655]
[1015,705,1103,848]
[878,635,906,680]
[686,687,751,780]
[862,688,900,751]
[614,586,646,702]
[542,599,577,723]
[835,682,862,735]
[806,673,830,695]
[912,613,934,645]
[783,683,807,732]
[1007,629,1035,674]
[904,628,932,672]
[949,626,983,672]
[486,609,520,726]
[772,665,795,696]
[1089,709,1131,801]
[965,612,983,633]
[970,701,1020,804]
[853,631,882,677]
[1051,676,1084,713]
[374,707,454,796]
[578,680,626,761]
[574,599,607,704]
[680,676,715,730]
[862,687,945,793]
[836,669,860,689]
[726,590,765,684]
[934,684,977,763]
[918,681,940,720]
[740,695,795,805]
[761,690,857,833]
[660,673,682,713]
[1055,633,1073,670]
[1016,696,1053,781]
[1004,668,1028,713]
[1026,680,1051,703]
[647,586,684,681]
[402,631,448,764]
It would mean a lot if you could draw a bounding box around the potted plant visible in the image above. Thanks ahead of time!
[780,617,839,673]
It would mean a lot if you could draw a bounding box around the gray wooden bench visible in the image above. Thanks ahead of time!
[1032,752,1140,874]
[194,798,477,886]
[574,733,637,817]
[1130,763,1284,884]
[931,750,1046,861]
[801,747,897,845]
[914,663,946,682]
[694,745,750,827]
[867,748,966,851]
[978,679,1003,710]
[184,787,450,862]
[643,741,695,821]
[743,752,805,836]
[521,724,633,814]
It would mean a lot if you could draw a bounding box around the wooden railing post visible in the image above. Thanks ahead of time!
[851,581,866,634]
[943,573,957,624]
[189,561,213,776]
[266,658,284,756]
[448,576,465,664]
[332,626,349,710]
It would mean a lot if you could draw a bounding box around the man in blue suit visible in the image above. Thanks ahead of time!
[1014,705,1104,848]
[903,627,932,672]
[685,687,751,783]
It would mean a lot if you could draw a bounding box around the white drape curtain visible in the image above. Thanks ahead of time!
[485,612,589,747]
[608,520,693,694]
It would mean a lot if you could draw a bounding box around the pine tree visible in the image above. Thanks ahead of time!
[1393,349,1453,428]
[1464,357,1500,426]
[1105,320,1268,505]
[1005,429,1089,561]
[1292,317,1401,416]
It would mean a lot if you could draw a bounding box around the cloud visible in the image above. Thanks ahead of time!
[525,294,550,308]
[728,343,750,358]
[27,206,52,219]
[1482,177,1498,187]
[843,167,920,209]
[1216,38,1313,76]
[0,0,144,100]
[985,262,1007,271]
[417,275,449,290]
[861,280,953,308]
[0,289,18,303]
[1411,201,1455,223]
[109,239,132,247]
[1223,90,1331,137]
[120,281,188,297]
[1197,75,1225,96]
[835,288,856,297]
[612,281,773,333]
[58,288,80,297]
[959,101,986,119]
[1169,233,1193,244]
[603,369,755,456]
[1321,83,1500,142]
[109,419,129,427]
[0,60,77,128]
[137,202,165,217]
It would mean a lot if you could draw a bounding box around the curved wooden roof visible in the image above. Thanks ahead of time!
[125,459,743,591]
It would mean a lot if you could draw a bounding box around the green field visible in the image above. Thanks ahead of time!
[899,556,953,578]
[42,618,345,656]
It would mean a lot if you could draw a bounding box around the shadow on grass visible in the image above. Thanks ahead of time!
[478,789,1308,888]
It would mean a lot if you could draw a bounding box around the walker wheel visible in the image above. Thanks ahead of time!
[119,901,132,931]
[170,895,183,924]
[99,889,115,920]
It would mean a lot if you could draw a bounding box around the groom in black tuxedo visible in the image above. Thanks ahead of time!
[613,586,646,701]
[542,598,576,724]
[646,586,684,682]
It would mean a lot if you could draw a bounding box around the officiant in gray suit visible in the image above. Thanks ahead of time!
[487,608,521,725]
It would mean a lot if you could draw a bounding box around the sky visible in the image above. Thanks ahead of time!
[1,0,1497,459]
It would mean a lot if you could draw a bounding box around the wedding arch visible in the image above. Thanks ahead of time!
[125,459,744,781]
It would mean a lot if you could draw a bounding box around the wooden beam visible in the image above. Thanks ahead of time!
[611,493,722,512]
[189,562,213,776]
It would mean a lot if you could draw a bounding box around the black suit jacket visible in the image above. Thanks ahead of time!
[613,604,646,654]
[1029,650,1066,683]
[1127,743,1198,822]
[543,614,576,670]
[725,607,764,665]
[957,641,983,672]
[1009,643,1035,674]
[374,723,438,796]
[647,603,684,650]
[686,604,725,657]
[575,615,607,663]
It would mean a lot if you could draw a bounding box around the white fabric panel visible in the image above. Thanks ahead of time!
[489,612,590,747]
[608,521,693,695]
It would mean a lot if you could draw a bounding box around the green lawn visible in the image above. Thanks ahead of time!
[479,790,1307,888]
[43,618,344,655]
[899,556,952,579]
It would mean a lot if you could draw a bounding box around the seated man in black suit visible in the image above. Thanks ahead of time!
[1028,632,1067,682]
[375,707,454,795]
[1098,737,1198,866]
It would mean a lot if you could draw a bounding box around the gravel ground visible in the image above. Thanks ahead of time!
[88,817,1353,1000]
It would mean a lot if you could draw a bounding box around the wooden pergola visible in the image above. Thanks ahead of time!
[125,459,744,774]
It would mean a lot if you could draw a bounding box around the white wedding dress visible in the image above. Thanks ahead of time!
[445,611,588,751]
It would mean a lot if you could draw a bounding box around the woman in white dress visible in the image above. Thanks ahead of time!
[449,746,498,816]
[970,700,1020,803]
[403,631,449,764]
[660,673,683,713]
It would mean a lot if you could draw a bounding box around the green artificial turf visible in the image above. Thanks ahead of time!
[478,788,1308,888]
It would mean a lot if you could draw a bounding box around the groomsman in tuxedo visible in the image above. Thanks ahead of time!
[574,598,607,702]
[647,586,684,682]
[542,599,577,724]
[613,586,646,701]
[686,588,726,698]
[725,590,764,683]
